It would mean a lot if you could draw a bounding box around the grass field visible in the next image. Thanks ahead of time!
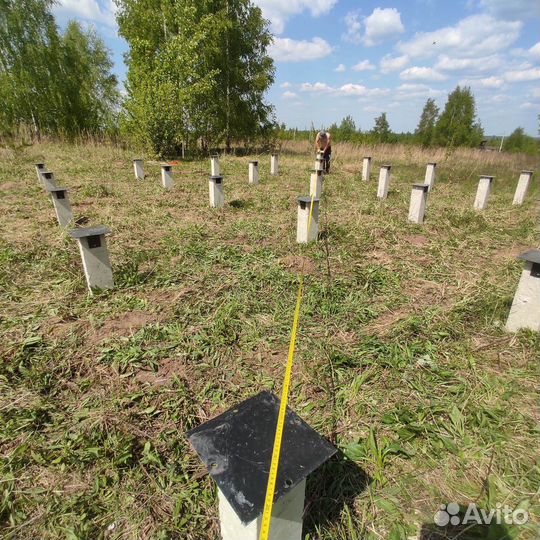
[0,141,538,540]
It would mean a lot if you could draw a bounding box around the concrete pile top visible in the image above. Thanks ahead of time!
[297,196,320,204]
[517,249,540,264]
[412,183,429,191]
[69,226,111,238]
[47,186,69,193]
[187,391,336,524]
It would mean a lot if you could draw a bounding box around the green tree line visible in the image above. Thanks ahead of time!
[279,86,538,155]
[0,0,119,141]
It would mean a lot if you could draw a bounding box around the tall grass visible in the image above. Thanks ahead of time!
[280,139,536,170]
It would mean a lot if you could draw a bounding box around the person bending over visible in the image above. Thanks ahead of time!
[315,130,332,173]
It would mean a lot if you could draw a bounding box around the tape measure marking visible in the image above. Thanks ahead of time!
[259,193,316,540]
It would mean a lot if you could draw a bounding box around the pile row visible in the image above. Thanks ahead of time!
[33,155,539,333]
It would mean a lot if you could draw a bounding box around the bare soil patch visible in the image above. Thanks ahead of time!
[1,182,18,191]
[99,310,157,339]
[404,234,429,247]
[366,278,455,336]
[279,255,317,274]
[134,358,189,387]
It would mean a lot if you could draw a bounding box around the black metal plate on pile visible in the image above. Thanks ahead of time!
[187,391,336,524]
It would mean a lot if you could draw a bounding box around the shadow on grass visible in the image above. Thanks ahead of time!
[318,224,349,242]
[229,199,254,209]
[75,216,89,225]
[303,450,371,536]
[114,260,155,288]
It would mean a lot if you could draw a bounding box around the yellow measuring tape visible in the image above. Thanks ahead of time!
[259,193,316,540]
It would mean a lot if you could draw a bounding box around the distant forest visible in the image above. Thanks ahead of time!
[276,89,539,156]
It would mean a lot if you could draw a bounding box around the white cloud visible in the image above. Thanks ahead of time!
[504,67,540,82]
[477,76,505,88]
[282,91,298,100]
[530,42,540,57]
[334,64,346,72]
[395,83,446,99]
[342,11,362,44]
[488,94,510,103]
[400,67,448,81]
[380,54,409,73]
[363,8,405,46]
[352,60,375,72]
[435,54,502,72]
[479,0,539,20]
[519,102,538,109]
[280,82,292,88]
[300,82,334,93]
[269,37,332,62]
[254,0,337,34]
[299,82,389,98]
[398,15,522,59]
[53,0,117,27]
[512,41,540,61]
[338,84,389,97]
[459,76,505,88]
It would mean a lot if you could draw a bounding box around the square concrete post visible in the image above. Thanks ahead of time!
[161,164,173,189]
[473,175,494,210]
[133,159,144,180]
[68,226,114,293]
[408,183,429,224]
[424,162,436,192]
[47,187,72,227]
[377,165,392,199]
[40,171,57,191]
[211,154,220,176]
[362,157,372,182]
[297,196,319,243]
[35,163,46,184]
[271,154,279,175]
[187,391,336,540]
[512,170,533,205]
[209,175,224,208]
[314,151,324,172]
[310,169,324,199]
[506,250,540,332]
[249,161,259,185]
[218,480,306,540]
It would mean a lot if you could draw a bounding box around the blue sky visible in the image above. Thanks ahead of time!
[53,0,539,135]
